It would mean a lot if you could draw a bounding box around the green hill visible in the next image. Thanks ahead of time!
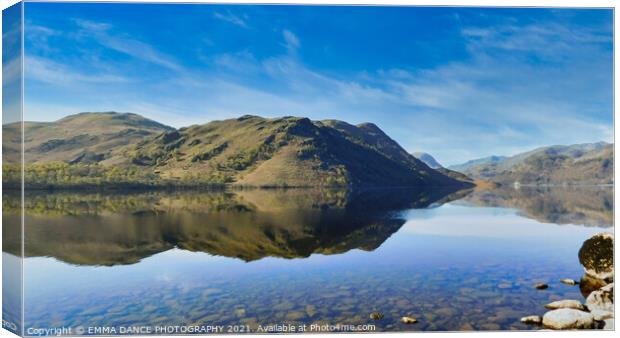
[2,112,173,164]
[449,142,613,185]
[3,112,471,189]
[117,115,466,187]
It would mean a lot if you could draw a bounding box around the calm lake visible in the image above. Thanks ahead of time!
[2,186,613,333]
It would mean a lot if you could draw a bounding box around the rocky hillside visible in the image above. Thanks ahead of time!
[117,115,468,187]
[4,112,472,189]
[449,143,613,185]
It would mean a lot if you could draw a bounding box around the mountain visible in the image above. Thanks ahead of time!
[412,151,474,184]
[120,115,467,187]
[2,112,173,164]
[449,142,613,185]
[448,155,507,173]
[3,112,472,189]
[412,152,442,169]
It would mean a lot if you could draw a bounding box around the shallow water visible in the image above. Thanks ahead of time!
[2,187,613,334]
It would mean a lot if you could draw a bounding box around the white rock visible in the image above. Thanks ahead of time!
[544,300,585,311]
[542,309,595,329]
[560,278,578,285]
[590,309,614,321]
[520,315,542,325]
[603,319,614,330]
[400,316,417,324]
[601,282,614,292]
[586,283,614,313]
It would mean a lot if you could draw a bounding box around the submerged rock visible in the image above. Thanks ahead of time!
[542,309,595,329]
[479,323,501,330]
[459,323,474,331]
[535,283,549,290]
[544,300,585,311]
[520,315,542,325]
[400,316,417,324]
[585,283,614,313]
[369,312,384,320]
[578,233,614,282]
[560,278,578,286]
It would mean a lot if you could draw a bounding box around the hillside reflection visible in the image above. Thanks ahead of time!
[3,187,469,266]
[457,186,612,228]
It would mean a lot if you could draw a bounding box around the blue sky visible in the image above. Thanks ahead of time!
[21,3,613,165]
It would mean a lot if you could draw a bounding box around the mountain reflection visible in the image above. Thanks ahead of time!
[457,186,613,228]
[3,187,469,266]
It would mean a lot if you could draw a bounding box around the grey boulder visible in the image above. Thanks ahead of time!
[544,300,585,311]
[542,309,595,329]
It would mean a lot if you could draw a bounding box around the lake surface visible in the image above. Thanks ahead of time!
[2,186,613,334]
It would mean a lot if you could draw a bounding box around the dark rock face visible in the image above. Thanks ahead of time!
[578,233,614,281]
[580,274,609,298]
[69,151,105,164]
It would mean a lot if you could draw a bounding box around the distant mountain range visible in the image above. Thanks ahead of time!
[412,152,442,169]
[448,155,507,173]
[2,112,471,189]
[448,142,613,185]
[412,151,475,184]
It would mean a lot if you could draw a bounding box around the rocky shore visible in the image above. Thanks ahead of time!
[521,232,614,330]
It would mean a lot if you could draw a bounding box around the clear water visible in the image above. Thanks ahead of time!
[2,187,613,334]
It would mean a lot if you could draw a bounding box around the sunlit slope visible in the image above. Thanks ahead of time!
[5,112,472,188]
[3,112,173,164]
[109,114,468,187]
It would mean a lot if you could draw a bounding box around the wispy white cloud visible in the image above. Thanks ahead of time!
[213,11,249,29]
[74,19,182,71]
[26,56,130,84]
[282,29,300,53]
[99,37,182,71]
[461,21,612,61]
[2,55,21,88]
[73,19,112,31]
